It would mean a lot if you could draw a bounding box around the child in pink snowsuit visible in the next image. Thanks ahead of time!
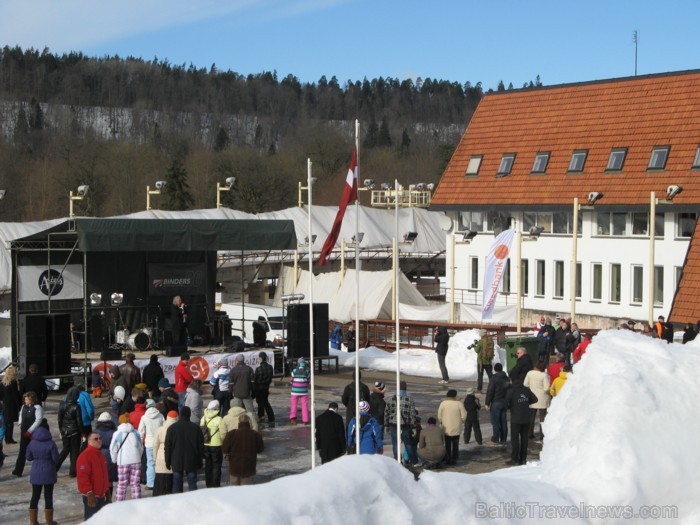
[289,358,310,425]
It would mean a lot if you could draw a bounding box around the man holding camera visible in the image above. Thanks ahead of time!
[472,329,494,394]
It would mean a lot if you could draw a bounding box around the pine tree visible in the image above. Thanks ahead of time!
[213,126,229,152]
[377,118,392,147]
[400,128,411,156]
[163,155,194,210]
[363,120,378,149]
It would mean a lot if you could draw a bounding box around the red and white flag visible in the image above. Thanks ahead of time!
[317,148,358,266]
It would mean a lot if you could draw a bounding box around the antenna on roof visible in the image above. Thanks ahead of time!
[633,30,639,76]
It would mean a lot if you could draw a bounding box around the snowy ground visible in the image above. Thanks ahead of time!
[2,329,696,523]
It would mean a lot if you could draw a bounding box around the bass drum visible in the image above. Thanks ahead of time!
[128,331,150,350]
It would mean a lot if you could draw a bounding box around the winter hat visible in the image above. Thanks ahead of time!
[236,353,245,363]
[479,329,487,337]
[358,400,370,413]
[208,400,220,411]
[180,406,192,420]
[158,378,170,389]
[113,386,126,401]
[465,387,475,395]
[135,382,148,391]
[146,398,156,409]
[373,382,386,394]
[97,411,112,422]
[167,410,179,419]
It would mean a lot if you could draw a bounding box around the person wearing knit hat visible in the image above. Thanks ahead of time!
[139,397,165,490]
[110,410,144,502]
[113,386,125,402]
[369,382,386,441]
[438,389,467,466]
[346,400,383,455]
[157,378,178,418]
[201,400,224,487]
[110,385,126,425]
[94,410,117,503]
[463,387,483,446]
[289,357,310,425]
[158,378,170,389]
[97,412,112,423]
[152,410,179,496]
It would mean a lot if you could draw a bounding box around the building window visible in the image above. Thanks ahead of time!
[693,145,700,169]
[503,259,511,293]
[497,153,515,176]
[536,260,545,297]
[632,265,644,304]
[466,155,483,176]
[606,148,627,171]
[592,263,602,301]
[531,152,550,174]
[648,146,670,170]
[568,150,588,172]
[596,212,628,236]
[655,213,665,238]
[654,266,664,306]
[576,262,582,299]
[610,263,621,303]
[676,213,697,238]
[460,211,485,232]
[521,259,529,296]
[631,213,648,236]
[612,213,626,236]
[523,212,552,234]
[596,212,611,235]
[470,257,479,290]
[554,261,564,298]
[675,266,683,287]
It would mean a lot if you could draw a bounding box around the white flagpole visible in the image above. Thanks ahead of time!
[354,119,361,450]
[395,178,401,463]
[307,157,316,469]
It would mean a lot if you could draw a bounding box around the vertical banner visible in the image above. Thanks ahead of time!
[482,229,515,320]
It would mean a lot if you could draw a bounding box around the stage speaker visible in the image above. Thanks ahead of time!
[165,344,188,357]
[101,349,123,361]
[89,315,105,352]
[19,314,72,376]
[287,303,329,358]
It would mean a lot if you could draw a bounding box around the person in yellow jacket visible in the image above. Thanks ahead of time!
[200,400,224,488]
[549,365,571,398]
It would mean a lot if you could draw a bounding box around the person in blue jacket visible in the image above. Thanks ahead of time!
[347,401,383,455]
[330,323,343,350]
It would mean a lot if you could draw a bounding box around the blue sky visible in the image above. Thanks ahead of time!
[1,1,699,91]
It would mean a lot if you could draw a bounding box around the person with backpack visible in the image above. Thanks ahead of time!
[473,330,494,394]
[346,401,383,455]
[289,358,310,425]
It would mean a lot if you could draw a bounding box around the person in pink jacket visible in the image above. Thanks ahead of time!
[289,358,310,425]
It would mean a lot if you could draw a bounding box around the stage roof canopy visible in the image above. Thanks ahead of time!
[10,218,297,252]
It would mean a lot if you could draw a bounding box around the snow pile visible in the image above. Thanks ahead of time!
[331,329,505,381]
[540,330,700,520]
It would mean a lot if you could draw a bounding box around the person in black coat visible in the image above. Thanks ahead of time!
[434,326,450,383]
[508,348,533,385]
[485,363,511,446]
[164,406,203,493]
[142,355,165,398]
[505,383,538,465]
[341,374,371,423]
[463,387,482,445]
[56,387,84,477]
[315,402,346,464]
[368,382,386,439]
[21,364,49,406]
[554,320,574,365]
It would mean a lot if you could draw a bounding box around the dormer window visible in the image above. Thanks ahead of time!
[648,146,670,170]
[497,153,515,176]
[466,155,483,176]
[531,152,550,174]
[568,150,588,172]
[606,148,628,171]
[693,145,700,168]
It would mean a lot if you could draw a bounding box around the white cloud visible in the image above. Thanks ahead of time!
[0,0,343,52]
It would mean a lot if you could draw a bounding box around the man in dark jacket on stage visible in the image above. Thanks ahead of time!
[164,406,204,493]
[508,347,533,385]
[315,402,346,464]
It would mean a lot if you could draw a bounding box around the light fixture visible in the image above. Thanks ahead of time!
[297,177,318,207]
[89,293,102,306]
[415,183,425,190]
[363,179,375,189]
[69,185,90,217]
[528,226,544,238]
[0,189,6,200]
[381,182,393,190]
[667,185,683,201]
[147,181,166,210]
[403,231,418,243]
[587,191,604,206]
[461,230,478,243]
[110,292,123,306]
[304,235,317,244]
[281,293,305,302]
[352,232,364,244]
[217,177,237,208]
[426,183,435,191]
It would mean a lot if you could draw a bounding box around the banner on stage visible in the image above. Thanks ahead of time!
[97,349,275,384]
[148,263,206,297]
[18,264,84,301]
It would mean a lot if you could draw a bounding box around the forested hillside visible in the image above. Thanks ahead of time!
[0,46,536,221]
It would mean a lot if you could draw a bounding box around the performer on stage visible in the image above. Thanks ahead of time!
[172,296,188,345]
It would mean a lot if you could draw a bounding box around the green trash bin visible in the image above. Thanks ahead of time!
[502,336,540,372]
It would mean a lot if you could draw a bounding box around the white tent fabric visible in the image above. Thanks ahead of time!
[460,303,516,324]
[273,266,432,322]
[399,302,451,322]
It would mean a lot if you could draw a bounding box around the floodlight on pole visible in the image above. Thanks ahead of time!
[216,176,236,208]
[146,181,166,211]
[69,185,90,217]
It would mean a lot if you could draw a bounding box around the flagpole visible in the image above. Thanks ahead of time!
[307,157,316,469]
[395,178,401,464]
[354,119,361,451]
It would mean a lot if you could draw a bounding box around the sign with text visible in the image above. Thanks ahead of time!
[148,262,206,296]
[18,264,84,302]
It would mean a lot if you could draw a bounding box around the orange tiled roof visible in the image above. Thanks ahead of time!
[431,70,700,209]
[670,216,700,323]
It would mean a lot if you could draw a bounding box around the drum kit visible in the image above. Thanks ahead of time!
[115,327,156,351]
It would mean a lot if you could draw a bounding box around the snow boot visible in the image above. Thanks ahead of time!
[45,509,58,525]
[28,509,38,525]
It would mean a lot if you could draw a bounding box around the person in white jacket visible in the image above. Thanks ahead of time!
[110,413,144,501]
[523,361,551,441]
[138,398,164,490]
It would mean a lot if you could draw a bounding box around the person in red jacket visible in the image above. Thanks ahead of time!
[546,353,566,383]
[174,353,193,410]
[573,334,592,364]
[76,432,109,521]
